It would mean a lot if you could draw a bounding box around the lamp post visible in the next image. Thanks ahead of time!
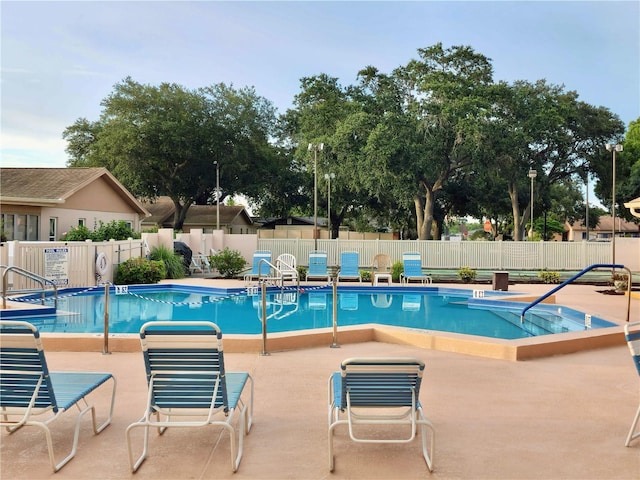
[528,169,537,241]
[605,143,623,265]
[308,143,324,249]
[213,161,220,231]
[324,172,335,239]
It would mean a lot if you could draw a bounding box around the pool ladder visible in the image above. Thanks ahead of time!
[1,265,58,309]
[520,263,632,324]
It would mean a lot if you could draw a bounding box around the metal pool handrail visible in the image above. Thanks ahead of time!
[520,263,632,324]
[1,265,58,309]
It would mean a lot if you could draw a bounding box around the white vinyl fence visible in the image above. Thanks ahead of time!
[1,239,148,290]
[257,239,618,271]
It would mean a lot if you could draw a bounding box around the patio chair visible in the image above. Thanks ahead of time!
[0,320,116,472]
[625,321,640,447]
[307,250,330,282]
[400,252,432,285]
[243,250,272,285]
[276,253,298,283]
[328,357,435,472]
[371,253,392,286]
[125,321,254,473]
[338,251,362,283]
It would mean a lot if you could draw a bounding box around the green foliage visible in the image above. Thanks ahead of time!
[209,248,247,278]
[391,261,404,283]
[296,265,308,281]
[150,245,185,279]
[114,257,165,285]
[61,221,139,241]
[360,270,372,283]
[457,266,477,283]
[537,270,560,284]
[61,225,93,241]
[63,78,278,231]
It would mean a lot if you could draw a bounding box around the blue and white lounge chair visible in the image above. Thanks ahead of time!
[244,250,272,285]
[307,250,330,282]
[0,320,116,472]
[625,321,640,447]
[328,357,435,472]
[400,252,432,285]
[338,251,362,283]
[126,321,254,472]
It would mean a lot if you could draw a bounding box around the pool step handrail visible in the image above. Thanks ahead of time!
[1,265,58,309]
[520,263,632,324]
[257,258,300,288]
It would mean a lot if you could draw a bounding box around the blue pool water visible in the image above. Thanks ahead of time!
[4,285,616,340]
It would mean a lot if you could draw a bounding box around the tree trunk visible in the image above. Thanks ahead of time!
[508,183,526,241]
[418,188,435,240]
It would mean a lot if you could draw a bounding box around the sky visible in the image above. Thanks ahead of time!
[1,0,639,169]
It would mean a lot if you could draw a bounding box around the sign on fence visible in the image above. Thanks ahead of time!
[44,247,69,286]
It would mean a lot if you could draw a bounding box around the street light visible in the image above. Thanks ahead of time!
[308,143,324,249]
[528,169,537,241]
[324,173,335,239]
[213,161,220,231]
[605,143,623,265]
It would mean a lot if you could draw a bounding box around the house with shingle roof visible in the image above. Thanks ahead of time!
[564,215,640,241]
[141,196,255,234]
[0,167,150,241]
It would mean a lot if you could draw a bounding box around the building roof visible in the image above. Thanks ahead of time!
[0,167,150,215]
[260,216,328,229]
[566,215,640,233]
[141,196,252,227]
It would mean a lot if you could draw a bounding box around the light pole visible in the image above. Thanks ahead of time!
[213,161,220,230]
[308,143,323,249]
[324,172,335,239]
[528,169,537,241]
[605,143,623,265]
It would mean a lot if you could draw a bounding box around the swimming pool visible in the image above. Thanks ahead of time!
[3,284,615,339]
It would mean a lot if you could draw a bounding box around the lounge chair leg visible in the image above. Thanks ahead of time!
[126,420,151,473]
[625,403,640,447]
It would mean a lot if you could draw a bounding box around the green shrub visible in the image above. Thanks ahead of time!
[297,265,308,281]
[360,270,372,283]
[210,248,247,278]
[391,261,404,283]
[150,245,186,279]
[457,266,477,283]
[538,270,560,284]
[114,257,165,285]
[61,225,93,241]
[61,220,140,241]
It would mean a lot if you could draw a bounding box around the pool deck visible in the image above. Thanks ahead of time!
[2,281,639,479]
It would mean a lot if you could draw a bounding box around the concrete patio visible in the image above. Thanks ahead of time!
[1,282,639,479]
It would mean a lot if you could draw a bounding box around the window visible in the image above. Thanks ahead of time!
[49,218,57,241]
[78,218,86,227]
[26,215,38,240]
